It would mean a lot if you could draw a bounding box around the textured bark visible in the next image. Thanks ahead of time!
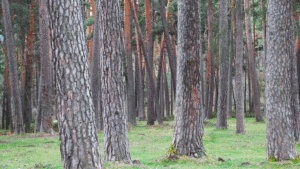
[98,0,132,163]
[158,0,176,94]
[294,3,300,141]
[125,0,136,125]
[244,0,264,122]
[227,0,235,118]
[48,0,103,168]
[145,0,156,125]
[172,0,205,158]
[24,0,35,133]
[134,22,146,121]
[91,0,102,130]
[214,68,219,114]
[206,0,215,119]
[164,56,170,117]
[266,0,299,160]
[2,0,24,134]
[217,0,229,129]
[235,0,245,134]
[35,0,54,134]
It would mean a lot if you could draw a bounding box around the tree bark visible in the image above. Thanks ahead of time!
[244,0,264,122]
[172,0,205,158]
[91,0,102,130]
[206,0,215,119]
[266,0,299,160]
[98,0,132,163]
[214,68,219,114]
[235,0,245,134]
[158,0,176,94]
[134,17,146,121]
[217,0,229,129]
[125,0,136,125]
[2,0,24,134]
[35,0,54,134]
[164,54,170,117]
[48,0,103,167]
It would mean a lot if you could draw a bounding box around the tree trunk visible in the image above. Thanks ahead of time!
[125,0,136,125]
[164,55,170,117]
[158,0,176,94]
[134,18,146,121]
[2,0,24,134]
[217,0,229,129]
[23,0,34,133]
[131,0,158,124]
[235,0,245,134]
[35,0,54,134]
[266,0,299,161]
[227,12,234,118]
[48,0,103,167]
[172,0,205,158]
[206,0,215,119]
[91,0,102,130]
[244,0,264,122]
[98,0,132,163]
[214,68,219,114]
[145,0,156,125]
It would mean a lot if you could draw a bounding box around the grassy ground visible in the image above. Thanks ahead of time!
[1,118,300,169]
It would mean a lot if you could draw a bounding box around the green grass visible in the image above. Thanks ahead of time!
[1,118,300,168]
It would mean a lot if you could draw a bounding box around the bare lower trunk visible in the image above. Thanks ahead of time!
[37,0,54,134]
[173,0,205,157]
[2,0,24,134]
[235,0,245,134]
[244,0,263,122]
[266,0,299,160]
[98,0,132,163]
[125,0,136,125]
[217,0,229,129]
[91,0,102,130]
[48,0,103,167]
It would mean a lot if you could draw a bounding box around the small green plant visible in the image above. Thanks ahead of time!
[34,162,52,168]
[268,156,279,162]
[167,144,178,156]
[290,156,300,164]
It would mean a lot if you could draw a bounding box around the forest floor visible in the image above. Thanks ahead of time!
[1,118,300,169]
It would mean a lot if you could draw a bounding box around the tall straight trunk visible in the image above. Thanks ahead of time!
[35,0,54,134]
[244,0,264,122]
[293,0,300,141]
[206,0,215,119]
[2,0,24,134]
[125,0,136,125]
[227,0,235,118]
[217,0,229,129]
[145,0,155,125]
[261,0,267,116]
[24,0,35,133]
[134,14,146,120]
[134,50,139,117]
[91,0,102,130]
[48,0,103,167]
[131,0,158,124]
[235,0,245,134]
[252,0,256,59]
[164,54,170,117]
[214,68,219,114]
[173,0,205,158]
[98,0,132,163]
[244,65,247,114]
[158,0,176,94]
[171,78,173,116]
[266,0,299,160]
